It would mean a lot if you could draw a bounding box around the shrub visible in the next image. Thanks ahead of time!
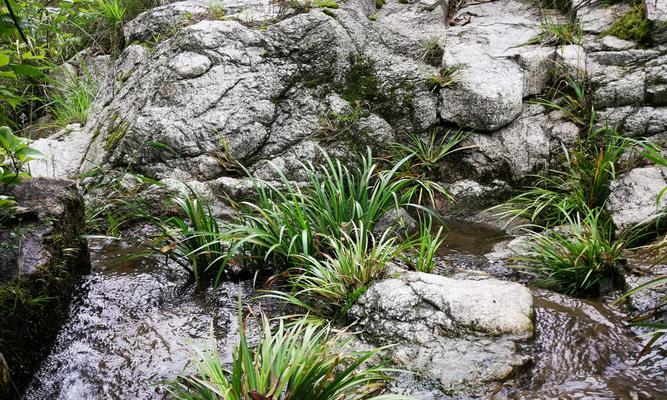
[0,126,42,227]
[0,126,42,192]
[513,207,626,296]
[167,311,408,400]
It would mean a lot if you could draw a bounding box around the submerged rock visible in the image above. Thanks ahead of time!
[350,271,533,397]
[0,178,89,397]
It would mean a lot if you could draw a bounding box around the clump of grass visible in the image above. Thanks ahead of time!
[167,310,404,400]
[49,70,97,127]
[391,130,470,206]
[604,3,652,44]
[419,37,444,66]
[368,14,378,21]
[514,207,626,296]
[401,215,445,273]
[534,75,592,127]
[526,18,583,46]
[393,130,470,174]
[159,194,224,287]
[96,0,126,26]
[426,65,462,91]
[490,129,632,228]
[266,223,401,318]
[375,0,386,9]
[207,3,225,19]
[317,104,363,143]
[222,148,420,276]
[274,0,313,16]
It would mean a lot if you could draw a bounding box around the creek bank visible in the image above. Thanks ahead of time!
[0,178,89,398]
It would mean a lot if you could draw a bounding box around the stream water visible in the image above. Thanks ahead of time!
[23,223,666,399]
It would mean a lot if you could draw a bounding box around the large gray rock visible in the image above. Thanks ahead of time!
[350,271,533,396]
[438,0,541,131]
[606,166,667,235]
[597,106,667,136]
[30,125,90,178]
[458,105,553,181]
[575,0,631,34]
[77,0,457,183]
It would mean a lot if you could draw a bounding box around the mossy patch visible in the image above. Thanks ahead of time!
[604,4,652,44]
[335,53,416,122]
[375,0,386,9]
[314,0,339,9]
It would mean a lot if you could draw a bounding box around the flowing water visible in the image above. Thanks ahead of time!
[24,239,275,400]
[23,222,666,399]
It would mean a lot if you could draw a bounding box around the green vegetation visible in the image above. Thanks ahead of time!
[491,71,644,297]
[0,125,42,228]
[0,126,42,194]
[0,0,157,131]
[526,19,583,46]
[401,215,445,273]
[159,195,224,287]
[368,14,378,21]
[375,0,386,9]
[419,37,444,66]
[392,130,470,175]
[208,4,226,20]
[391,130,469,205]
[490,129,631,228]
[426,65,462,91]
[49,69,98,127]
[222,148,419,275]
[514,207,626,295]
[604,3,652,44]
[267,223,401,318]
[534,76,592,127]
[168,309,407,400]
[314,0,339,9]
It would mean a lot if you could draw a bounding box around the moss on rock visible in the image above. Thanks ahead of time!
[604,4,653,44]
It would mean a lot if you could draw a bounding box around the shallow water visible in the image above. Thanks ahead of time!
[437,219,509,256]
[24,226,667,399]
[507,291,667,399]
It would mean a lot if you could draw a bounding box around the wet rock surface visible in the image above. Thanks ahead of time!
[24,240,274,400]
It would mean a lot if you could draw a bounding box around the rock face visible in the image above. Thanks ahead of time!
[646,0,667,44]
[350,271,534,396]
[0,178,89,397]
[31,0,667,207]
[606,166,667,235]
